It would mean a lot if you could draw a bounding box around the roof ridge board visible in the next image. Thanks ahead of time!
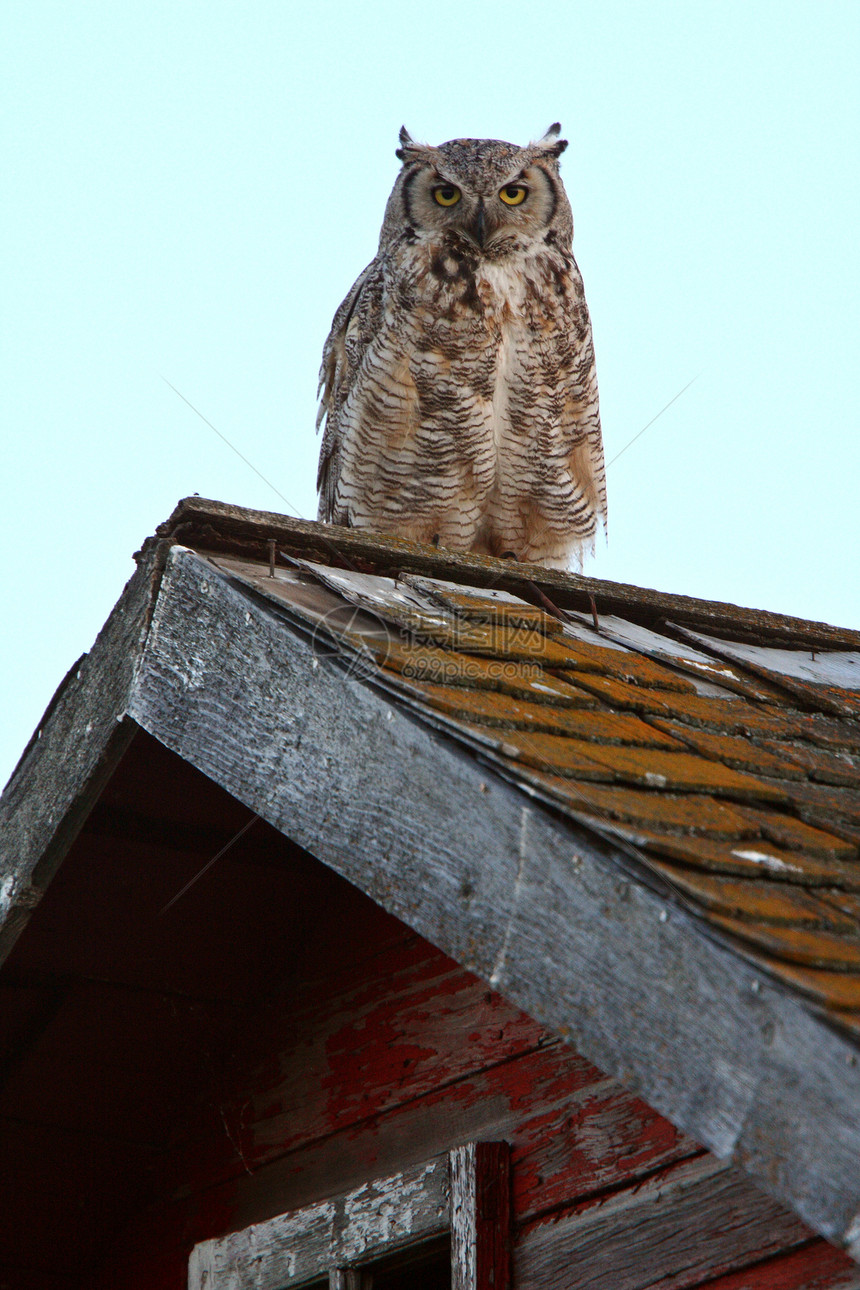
[151,497,860,651]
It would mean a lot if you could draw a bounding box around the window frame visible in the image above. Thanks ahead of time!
[188,1142,510,1290]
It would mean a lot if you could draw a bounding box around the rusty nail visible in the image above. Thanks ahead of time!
[525,579,570,624]
[589,594,600,632]
[268,539,276,577]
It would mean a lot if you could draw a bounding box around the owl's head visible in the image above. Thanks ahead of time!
[379,125,573,257]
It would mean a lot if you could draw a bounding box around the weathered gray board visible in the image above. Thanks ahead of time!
[5,542,860,1262]
[188,1145,508,1290]
[516,1154,860,1290]
[189,1156,449,1290]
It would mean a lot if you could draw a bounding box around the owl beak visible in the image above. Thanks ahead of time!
[470,198,486,248]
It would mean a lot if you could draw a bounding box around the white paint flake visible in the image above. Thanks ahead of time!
[731,849,799,873]
[0,875,16,921]
[645,772,668,788]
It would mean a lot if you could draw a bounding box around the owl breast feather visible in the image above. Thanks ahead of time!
[318,237,605,570]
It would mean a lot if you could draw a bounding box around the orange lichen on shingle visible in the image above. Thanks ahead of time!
[308,559,860,1006]
[524,779,756,839]
[823,686,860,718]
[373,642,598,708]
[628,693,859,750]
[538,743,791,803]
[643,858,853,927]
[760,961,860,1008]
[784,782,860,835]
[555,638,698,692]
[734,805,857,861]
[649,721,807,781]
[430,623,593,667]
[816,890,860,920]
[549,671,680,716]
[706,914,860,970]
[394,679,603,732]
[417,590,566,635]
[354,615,579,663]
[638,833,860,887]
[499,712,686,760]
[757,740,860,788]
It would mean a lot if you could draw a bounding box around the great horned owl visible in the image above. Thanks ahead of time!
[316,125,606,570]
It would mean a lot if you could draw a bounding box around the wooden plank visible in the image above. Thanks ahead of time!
[163,1026,694,1232]
[152,495,860,647]
[125,547,860,1253]
[330,1272,360,1290]
[188,1156,449,1289]
[89,1036,699,1287]
[514,1154,810,1290]
[190,1146,513,1290]
[146,936,549,1204]
[696,1239,860,1289]
[451,1143,511,1290]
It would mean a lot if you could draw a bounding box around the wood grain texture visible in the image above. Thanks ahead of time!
[152,496,860,648]
[188,1156,449,1289]
[451,1143,511,1290]
[189,1145,512,1290]
[451,1144,477,1290]
[158,942,551,1208]
[139,941,695,1232]
[88,924,696,1287]
[698,1240,860,1289]
[123,547,860,1253]
[515,1154,810,1290]
[186,1034,695,1237]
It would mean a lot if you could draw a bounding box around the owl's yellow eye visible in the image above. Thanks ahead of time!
[433,185,461,207]
[499,184,528,206]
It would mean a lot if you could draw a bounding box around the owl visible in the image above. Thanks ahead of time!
[316,125,606,570]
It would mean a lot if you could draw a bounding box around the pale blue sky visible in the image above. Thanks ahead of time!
[2,1,858,787]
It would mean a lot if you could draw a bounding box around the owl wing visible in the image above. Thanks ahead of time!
[316,258,385,522]
[556,255,607,546]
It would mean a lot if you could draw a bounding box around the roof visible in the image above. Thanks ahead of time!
[3,495,860,1257]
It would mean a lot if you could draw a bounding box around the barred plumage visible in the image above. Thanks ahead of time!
[316,125,606,570]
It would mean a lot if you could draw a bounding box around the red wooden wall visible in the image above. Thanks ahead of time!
[1,733,857,1289]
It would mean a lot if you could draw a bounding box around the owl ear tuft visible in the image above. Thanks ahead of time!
[536,123,568,158]
[396,125,419,161]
